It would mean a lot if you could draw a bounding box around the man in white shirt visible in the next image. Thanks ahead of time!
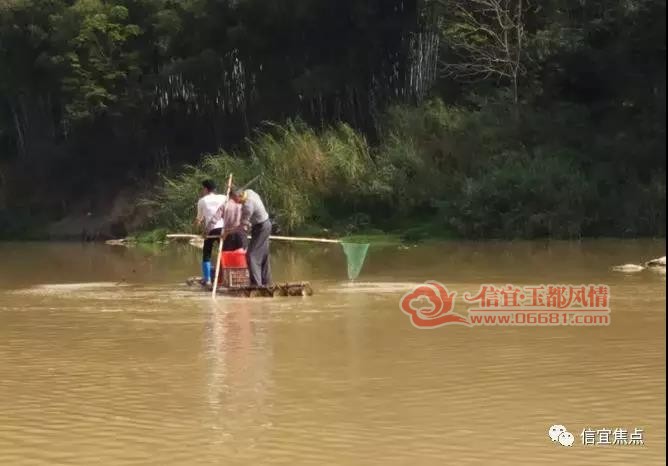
[195,179,227,285]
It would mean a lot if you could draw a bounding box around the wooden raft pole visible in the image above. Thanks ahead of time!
[211,173,234,299]
[268,235,341,244]
[168,233,341,244]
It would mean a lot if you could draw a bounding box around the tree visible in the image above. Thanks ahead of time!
[50,0,143,125]
[439,0,527,112]
[0,0,65,158]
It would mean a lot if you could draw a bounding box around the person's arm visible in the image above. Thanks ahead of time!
[240,199,254,231]
[194,199,204,229]
[208,199,227,233]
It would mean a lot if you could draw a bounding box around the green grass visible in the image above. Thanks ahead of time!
[129,228,168,243]
[340,233,404,246]
[141,99,665,240]
[142,120,392,235]
[397,222,458,243]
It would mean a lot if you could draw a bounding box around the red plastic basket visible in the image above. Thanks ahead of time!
[220,249,247,268]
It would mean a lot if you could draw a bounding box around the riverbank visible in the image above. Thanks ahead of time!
[0,186,153,242]
[2,100,665,242]
[141,103,665,240]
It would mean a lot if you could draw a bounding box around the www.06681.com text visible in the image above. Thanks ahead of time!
[468,309,610,326]
[400,282,611,329]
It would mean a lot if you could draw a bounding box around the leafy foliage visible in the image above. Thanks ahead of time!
[144,121,393,234]
[0,0,665,238]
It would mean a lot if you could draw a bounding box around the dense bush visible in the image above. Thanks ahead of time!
[144,122,394,234]
[145,98,665,239]
[441,151,592,239]
[1,0,664,240]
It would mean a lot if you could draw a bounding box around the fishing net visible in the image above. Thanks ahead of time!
[341,242,370,280]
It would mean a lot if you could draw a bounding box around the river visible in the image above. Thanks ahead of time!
[0,240,665,465]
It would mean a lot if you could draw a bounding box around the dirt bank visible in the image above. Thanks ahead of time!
[46,188,153,241]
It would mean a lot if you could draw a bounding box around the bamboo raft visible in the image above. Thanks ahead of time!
[186,277,313,297]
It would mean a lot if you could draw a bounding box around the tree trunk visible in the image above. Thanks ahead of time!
[512,74,520,123]
[10,101,26,157]
[18,95,30,156]
[0,165,6,209]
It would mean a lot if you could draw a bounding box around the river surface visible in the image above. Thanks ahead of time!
[0,240,665,465]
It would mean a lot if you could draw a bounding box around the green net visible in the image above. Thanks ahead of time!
[341,242,370,280]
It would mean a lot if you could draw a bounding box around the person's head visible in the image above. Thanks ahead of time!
[201,179,216,196]
[229,186,247,204]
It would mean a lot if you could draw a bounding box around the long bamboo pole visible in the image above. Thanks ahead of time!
[167,233,342,244]
[268,235,341,244]
[211,174,233,299]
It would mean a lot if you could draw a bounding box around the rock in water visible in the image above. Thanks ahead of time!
[612,256,666,273]
[189,238,204,249]
[645,256,666,268]
[612,264,645,273]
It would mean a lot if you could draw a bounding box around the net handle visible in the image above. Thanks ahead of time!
[269,235,341,244]
[168,233,341,243]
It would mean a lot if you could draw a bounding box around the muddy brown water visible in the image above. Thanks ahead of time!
[0,240,665,465]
